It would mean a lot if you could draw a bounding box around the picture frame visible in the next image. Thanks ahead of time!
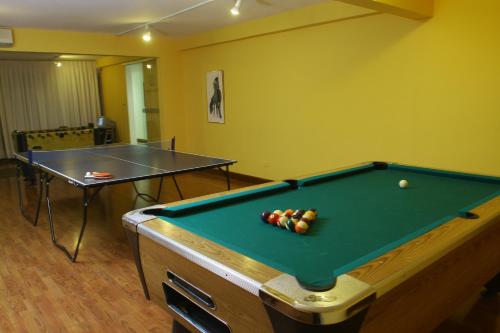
[206,70,225,123]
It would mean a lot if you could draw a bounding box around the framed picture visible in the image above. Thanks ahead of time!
[206,70,225,123]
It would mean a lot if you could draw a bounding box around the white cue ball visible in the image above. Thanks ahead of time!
[399,179,409,189]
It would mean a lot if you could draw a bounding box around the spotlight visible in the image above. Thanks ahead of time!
[142,26,152,42]
[231,0,242,16]
[146,64,152,69]
[55,62,62,67]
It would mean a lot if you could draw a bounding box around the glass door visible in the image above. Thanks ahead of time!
[125,59,160,144]
[142,60,160,142]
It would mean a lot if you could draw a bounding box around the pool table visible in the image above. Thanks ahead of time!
[123,162,500,333]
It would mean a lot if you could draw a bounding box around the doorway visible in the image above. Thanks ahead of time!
[125,59,160,144]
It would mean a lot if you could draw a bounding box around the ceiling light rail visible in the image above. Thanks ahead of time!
[117,0,217,37]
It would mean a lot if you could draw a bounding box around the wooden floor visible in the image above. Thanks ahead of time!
[0,161,498,332]
[0,162,258,332]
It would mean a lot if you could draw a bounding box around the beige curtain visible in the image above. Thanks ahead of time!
[0,61,100,157]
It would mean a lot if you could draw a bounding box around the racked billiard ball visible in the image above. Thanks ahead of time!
[268,213,280,224]
[301,217,311,223]
[261,211,271,223]
[295,221,309,234]
[292,210,305,219]
[285,219,296,232]
[302,211,316,222]
[284,209,294,217]
[278,216,288,228]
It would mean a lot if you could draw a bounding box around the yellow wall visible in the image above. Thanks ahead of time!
[174,0,500,179]
[99,62,130,142]
[5,0,500,179]
[178,2,375,50]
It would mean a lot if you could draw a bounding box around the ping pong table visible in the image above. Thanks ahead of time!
[15,143,236,262]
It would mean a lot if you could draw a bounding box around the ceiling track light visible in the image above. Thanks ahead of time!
[231,0,242,16]
[142,25,152,42]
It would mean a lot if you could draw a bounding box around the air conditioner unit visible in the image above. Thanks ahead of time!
[0,28,14,47]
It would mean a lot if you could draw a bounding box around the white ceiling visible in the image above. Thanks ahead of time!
[0,0,330,37]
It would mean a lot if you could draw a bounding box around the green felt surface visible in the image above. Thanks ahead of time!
[157,165,500,289]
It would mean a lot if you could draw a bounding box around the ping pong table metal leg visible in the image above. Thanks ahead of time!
[226,165,231,191]
[16,162,43,226]
[171,175,184,200]
[46,174,56,242]
[216,165,231,191]
[132,180,164,202]
[157,176,164,200]
[46,175,103,262]
[133,175,184,202]
[32,172,43,226]
[154,175,184,201]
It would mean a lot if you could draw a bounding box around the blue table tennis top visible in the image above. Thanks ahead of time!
[15,144,235,187]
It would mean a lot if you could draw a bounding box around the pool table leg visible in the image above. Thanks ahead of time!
[484,272,500,296]
[263,303,369,333]
[125,228,150,299]
[172,320,191,333]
